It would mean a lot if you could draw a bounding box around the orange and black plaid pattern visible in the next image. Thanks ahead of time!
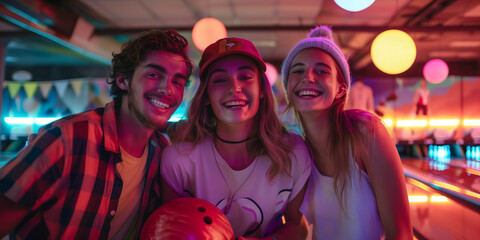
[0,102,167,239]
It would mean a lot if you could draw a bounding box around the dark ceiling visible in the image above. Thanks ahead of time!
[1,0,479,81]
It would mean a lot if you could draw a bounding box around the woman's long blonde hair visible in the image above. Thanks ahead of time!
[170,59,294,180]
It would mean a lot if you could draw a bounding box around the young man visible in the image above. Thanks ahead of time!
[0,29,193,239]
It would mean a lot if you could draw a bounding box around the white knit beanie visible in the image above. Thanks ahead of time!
[281,26,350,90]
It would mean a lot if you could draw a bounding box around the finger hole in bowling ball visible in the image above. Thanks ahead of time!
[204,216,212,224]
[198,206,206,212]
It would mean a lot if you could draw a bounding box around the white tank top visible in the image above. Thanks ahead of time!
[300,154,384,240]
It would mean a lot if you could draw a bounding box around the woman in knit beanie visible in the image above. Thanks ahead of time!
[282,26,412,239]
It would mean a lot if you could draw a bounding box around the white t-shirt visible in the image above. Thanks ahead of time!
[300,151,384,240]
[161,134,311,238]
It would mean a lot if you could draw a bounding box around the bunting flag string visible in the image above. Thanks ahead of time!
[4,78,106,100]
[3,78,112,117]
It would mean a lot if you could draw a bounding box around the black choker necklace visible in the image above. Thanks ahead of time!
[215,133,251,144]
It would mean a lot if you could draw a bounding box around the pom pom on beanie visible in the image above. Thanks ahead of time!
[281,26,350,91]
[308,26,333,40]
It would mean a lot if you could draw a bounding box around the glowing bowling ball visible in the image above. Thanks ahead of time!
[140,197,235,240]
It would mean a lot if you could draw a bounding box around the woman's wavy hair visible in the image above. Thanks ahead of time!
[171,59,294,180]
[284,63,374,208]
[108,29,193,104]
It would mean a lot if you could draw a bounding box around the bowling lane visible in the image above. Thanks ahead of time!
[403,158,480,205]
[403,158,480,239]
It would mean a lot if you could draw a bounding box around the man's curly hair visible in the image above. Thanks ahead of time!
[108,29,194,103]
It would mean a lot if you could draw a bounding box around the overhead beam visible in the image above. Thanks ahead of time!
[94,25,480,35]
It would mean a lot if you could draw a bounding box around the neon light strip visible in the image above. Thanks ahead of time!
[4,117,480,127]
[4,117,34,124]
[408,195,428,203]
[464,119,480,126]
[408,195,448,203]
[4,117,60,125]
[382,119,393,127]
[5,116,182,125]
[35,117,61,125]
[430,119,459,127]
[167,116,183,122]
[430,195,448,202]
[382,118,480,127]
[397,120,428,127]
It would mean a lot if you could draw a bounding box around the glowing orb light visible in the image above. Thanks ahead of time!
[192,18,227,51]
[334,0,375,12]
[423,59,449,84]
[371,30,416,75]
[265,63,278,86]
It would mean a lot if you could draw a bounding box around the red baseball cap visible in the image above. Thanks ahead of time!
[198,37,267,78]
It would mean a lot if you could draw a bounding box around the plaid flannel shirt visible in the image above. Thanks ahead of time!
[0,101,167,239]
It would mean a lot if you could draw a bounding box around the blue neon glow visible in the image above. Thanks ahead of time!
[5,117,34,124]
[334,0,375,12]
[167,113,186,122]
[466,146,480,160]
[35,117,62,125]
[4,117,60,125]
[4,115,183,126]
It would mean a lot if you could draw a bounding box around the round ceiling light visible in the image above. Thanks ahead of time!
[192,18,227,51]
[423,59,449,84]
[371,29,416,75]
[334,0,375,12]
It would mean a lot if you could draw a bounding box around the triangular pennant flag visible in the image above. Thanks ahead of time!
[7,81,22,99]
[70,79,84,96]
[64,83,89,114]
[39,81,53,99]
[23,81,39,98]
[54,80,70,98]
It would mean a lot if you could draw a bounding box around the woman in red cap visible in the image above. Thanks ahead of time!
[161,37,311,240]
